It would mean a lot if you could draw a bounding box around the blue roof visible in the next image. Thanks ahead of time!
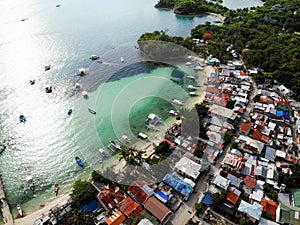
[201,192,214,205]
[276,111,290,120]
[157,191,169,201]
[79,200,99,214]
[163,173,193,199]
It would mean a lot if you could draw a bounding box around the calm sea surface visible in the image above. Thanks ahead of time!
[0,0,262,209]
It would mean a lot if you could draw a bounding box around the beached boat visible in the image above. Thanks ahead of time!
[189,91,198,96]
[19,115,26,123]
[67,109,72,115]
[88,108,96,114]
[45,64,51,71]
[109,140,122,151]
[17,204,23,217]
[90,55,100,60]
[75,156,84,167]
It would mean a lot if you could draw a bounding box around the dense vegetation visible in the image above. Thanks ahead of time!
[140,0,300,100]
[155,0,228,15]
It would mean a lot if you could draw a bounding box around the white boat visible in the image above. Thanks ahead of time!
[26,175,35,191]
[82,91,88,98]
[138,132,148,140]
[187,75,196,80]
[194,66,204,71]
[120,57,124,63]
[172,99,183,106]
[75,83,80,89]
[188,85,196,91]
[78,68,87,76]
[109,140,122,151]
[90,55,100,60]
[17,204,23,217]
[189,91,198,96]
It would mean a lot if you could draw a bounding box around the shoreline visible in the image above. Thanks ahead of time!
[12,59,211,224]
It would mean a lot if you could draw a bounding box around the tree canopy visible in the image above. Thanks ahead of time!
[70,180,98,207]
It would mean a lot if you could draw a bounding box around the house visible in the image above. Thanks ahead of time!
[279,204,300,225]
[163,173,193,201]
[97,184,126,210]
[212,174,231,191]
[118,197,143,217]
[137,218,155,225]
[174,157,202,181]
[244,176,256,190]
[226,186,241,205]
[128,180,154,204]
[240,123,252,135]
[105,210,126,225]
[143,196,173,225]
[238,200,263,221]
[209,104,234,120]
[260,199,278,221]
[222,153,245,171]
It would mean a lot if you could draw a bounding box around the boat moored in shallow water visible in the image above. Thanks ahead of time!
[19,115,26,123]
[75,156,84,167]
[90,55,100,60]
[88,108,96,114]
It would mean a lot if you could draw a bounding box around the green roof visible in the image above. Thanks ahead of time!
[294,189,300,207]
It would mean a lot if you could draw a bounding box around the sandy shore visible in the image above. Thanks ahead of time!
[203,12,226,21]
[14,194,71,225]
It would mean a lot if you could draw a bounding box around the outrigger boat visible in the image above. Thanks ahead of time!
[54,183,59,196]
[88,108,96,114]
[17,204,23,217]
[75,156,84,167]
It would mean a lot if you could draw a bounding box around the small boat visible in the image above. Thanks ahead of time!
[21,18,28,22]
[90,55,100,60]
[29,80,35,85]
[189,91,198,96]
[82,91,88,98]
[75,156,84,167]
[54,183,59,196]
[78,68,87,76]
[67,109,72,115]
[109,140,122,151]
[88,108,96,114]
[75,83,80,89]
[45,84,52,93]
[17,204,23,217]
[45,64,51,71]
[120,57,124,63]
[19,115,26,123]
[56,4,61,7]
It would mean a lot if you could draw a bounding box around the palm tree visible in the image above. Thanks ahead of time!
[119,147,145,166]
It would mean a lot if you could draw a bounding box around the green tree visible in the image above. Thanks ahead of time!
[71,209,95,225]
[213,191,226,205]
[195,202,205,215]
[70,180,97,207]
[224,130,235,143]
[119,147,144,166]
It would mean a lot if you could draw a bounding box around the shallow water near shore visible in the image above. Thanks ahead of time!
[0,0,264,215]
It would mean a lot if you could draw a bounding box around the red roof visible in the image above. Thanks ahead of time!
[261,135,270,143]
[105,210,126,225]
[251,128,262,141]
[244,176,256,189]
[259,96,274,104]
[226,191,239,204]
[276,101,290,107]
[260,199,278,221]
[128,180,149,204]
[144,196,173,225]
[240,123,252,133]
[118,197,142,217]
[97,184,126,209]
[206,86,220,95]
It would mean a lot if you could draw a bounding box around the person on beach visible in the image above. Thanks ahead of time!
[54,183,59,196]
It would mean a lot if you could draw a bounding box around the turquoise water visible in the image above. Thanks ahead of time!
[0,0,263,210]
